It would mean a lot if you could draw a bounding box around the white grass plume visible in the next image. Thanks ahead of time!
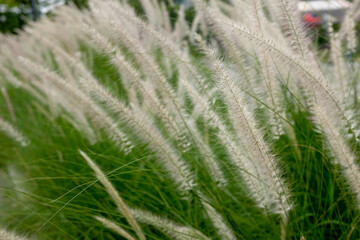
[313,105,360,209]
[185,117,228,187]
[131,207,211,240]
[139,0,171,32]
[339,4,358,54]
[90,6,198,154]
[79,150,146,240]
[18,57,132,153]
[85,25,192,153]
[78,61,196,193]
[0,117,29,147]
[91,4,178,103]
[173,4,190,43]
[0,64,46,104]
[199,193,236,240]
[94,216,136,240]
[91,7,228,184]
[182,76,257,190]
[327,21,347,99]
[101,1,211,97]
[0,228,29,240]
[181,45,273,208]
[241,1,287,139]
[213,1,286,141]
[193,0,257,96]
[217,15,349,125]
[217,17,333,111]
[197,36,292,215]
[278,0,314,62]
[216,10,360,210]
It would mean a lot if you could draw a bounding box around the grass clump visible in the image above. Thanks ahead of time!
[0,0,360,239]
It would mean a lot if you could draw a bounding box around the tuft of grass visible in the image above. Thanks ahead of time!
[0,0,360,239]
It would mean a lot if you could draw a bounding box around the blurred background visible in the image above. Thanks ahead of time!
[0,1,357,30]
[0,0,359,53]
[0,0,86,33]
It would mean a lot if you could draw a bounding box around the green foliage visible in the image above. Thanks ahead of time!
[0,13,24,33]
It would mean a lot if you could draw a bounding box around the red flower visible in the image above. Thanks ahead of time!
[303,13,321,27]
